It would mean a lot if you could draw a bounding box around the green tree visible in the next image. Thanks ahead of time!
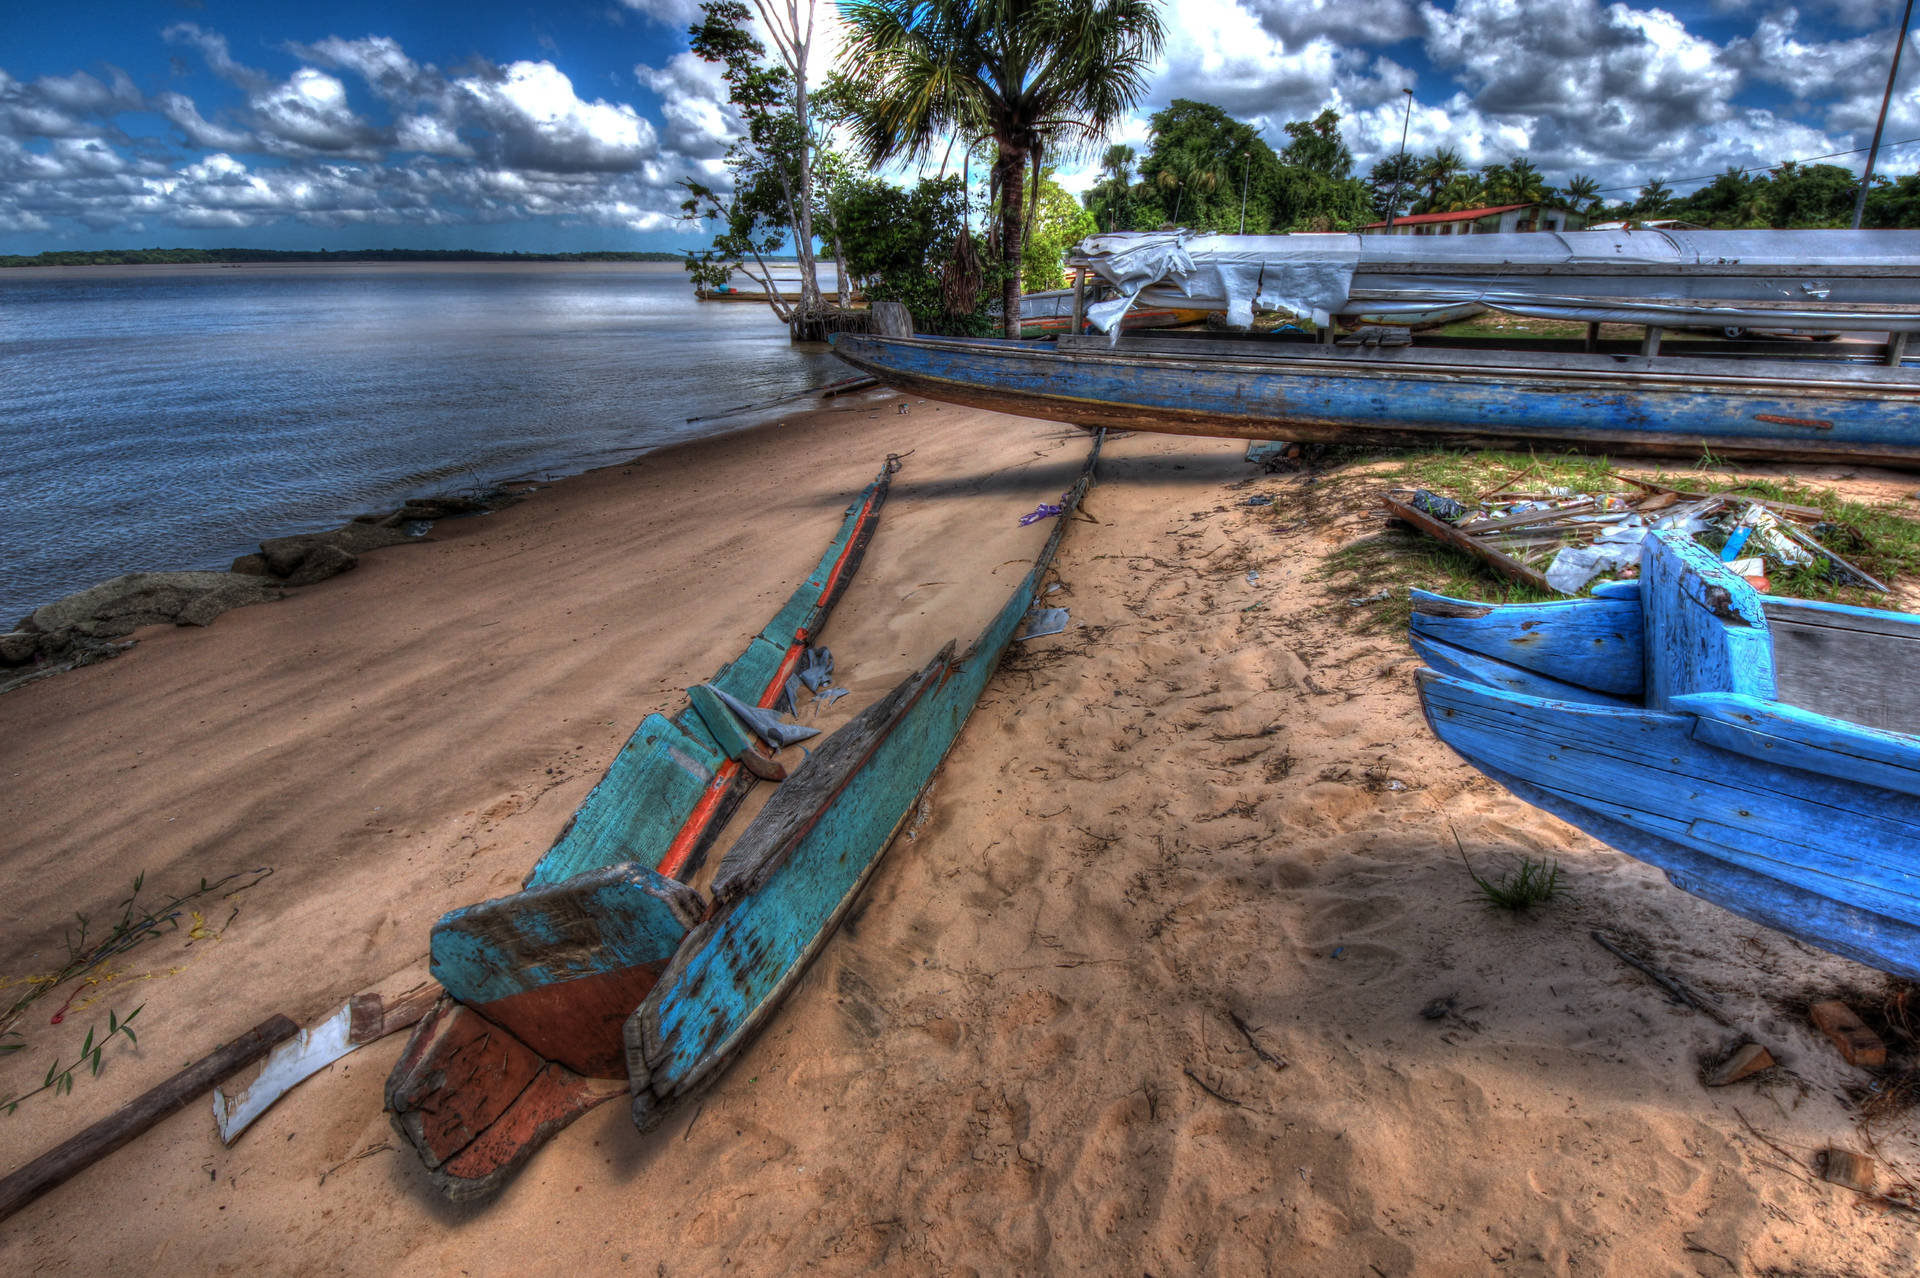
[1280,108,1355,178]
[1864,173,1920,228]
[831,173,1005,331]
[1085,143,1138,231]
[684,1,833,318]
[1767,163,1860,227]
[1365,151,1421,221]
[1562,174,1600,212]
[838,0,1167,338]
[1135,98,1280,232]
[1268,108,1374,231]
[1021,170,1099,289]
[1414,147,1463,211]
[1634,179,1673,217]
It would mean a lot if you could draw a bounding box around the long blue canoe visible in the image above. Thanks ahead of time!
[1411,530,1920,978]
[387,462,893,1198]
[830,329,1920,467]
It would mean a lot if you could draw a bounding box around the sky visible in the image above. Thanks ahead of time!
[3,0,1918,253]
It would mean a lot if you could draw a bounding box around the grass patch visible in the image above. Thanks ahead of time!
[1316,529,1561,633]
[1461,852,1564,911]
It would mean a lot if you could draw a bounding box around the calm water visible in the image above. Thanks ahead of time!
[0,263,844,623]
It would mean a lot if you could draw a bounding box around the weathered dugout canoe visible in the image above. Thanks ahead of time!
[828,329,1920,467]
[1411,530,1920,980]
[623,433,1104,1132]
[386,462,892,1199]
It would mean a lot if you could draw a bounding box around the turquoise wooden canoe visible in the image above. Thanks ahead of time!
[1411,530,1920,979]
[387,462,893,1198]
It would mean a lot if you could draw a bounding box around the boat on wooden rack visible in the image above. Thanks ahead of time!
[386,439,1101,1198]
[829,229,1920,467]
[1410,529,1920,980]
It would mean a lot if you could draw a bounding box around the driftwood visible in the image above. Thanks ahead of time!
[1591,931,1738,1028]
[0,1015,297,1223]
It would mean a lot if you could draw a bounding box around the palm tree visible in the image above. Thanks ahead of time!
[838,0,1167,337]
[1637,179,1673,216]
[1156,158,1218,225]
[1505,157,1546,205]
[1563,173,1600,212]
[1420,147,1463,202]
[1090,142,1137,231]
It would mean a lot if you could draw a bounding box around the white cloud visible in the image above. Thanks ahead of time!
[155,90,255,150]
[455,61,658,173]
[636,52,736,159]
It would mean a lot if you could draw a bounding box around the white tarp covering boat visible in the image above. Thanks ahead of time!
[1075,229,1920,335]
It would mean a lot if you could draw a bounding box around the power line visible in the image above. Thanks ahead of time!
[1590,134,1920,195]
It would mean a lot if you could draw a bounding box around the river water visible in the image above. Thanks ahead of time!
[0,262,844,624]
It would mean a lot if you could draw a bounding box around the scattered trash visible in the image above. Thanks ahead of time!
[1018,489,1077,527]
[1242,603,1265,612]
[1705,1042,1776,1086]
[1384,471,1886,597]
[1409,489,1466,522]
[1386,779,1406,791]
[1347,589,1392,606]
[1329,946,1345,960]
[1016,606,1070,641]
[1243,494,1275,508]
[1818,1147,1878,1194]
[1245,570,1260,586]
[1810,1000,1887,1067]
[796,645,834,693]
[704,684,820,750]
[815,687,849,709]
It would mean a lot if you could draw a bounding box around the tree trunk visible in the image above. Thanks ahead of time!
[999,145,1026,340]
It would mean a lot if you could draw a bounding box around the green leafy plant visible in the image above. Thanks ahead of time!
[2,1006,142,1114]
[1,866,271,1039]
[1461,851,1563,911]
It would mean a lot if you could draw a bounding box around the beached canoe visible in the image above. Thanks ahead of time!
[387,437,1101,1198]
[1410,530,1920,980]
[829,328,1920,467]
[386,462,893,1197]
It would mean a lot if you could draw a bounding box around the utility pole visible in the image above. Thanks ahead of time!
[1854,0,1915,228]
[1385,88,1415,231]
[1239,155,1250,234]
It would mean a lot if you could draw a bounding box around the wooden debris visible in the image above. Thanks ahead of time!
[0,1015,297,1224]
[1809,1000,1888,1067]
[1818,1147,1879,1193]
[1591,931,1738,1028]
[1706,1042,1776,1086]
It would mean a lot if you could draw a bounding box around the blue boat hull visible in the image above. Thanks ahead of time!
[830,332,1920,467]
[1411,533,1920,979]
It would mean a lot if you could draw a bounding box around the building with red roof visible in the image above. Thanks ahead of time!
[1362,202,1588,236]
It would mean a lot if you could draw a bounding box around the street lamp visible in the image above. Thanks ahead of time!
[1853,0,1916,228]
[1385,88,1416,231]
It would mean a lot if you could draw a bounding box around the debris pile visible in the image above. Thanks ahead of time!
[1384,467,1888,597]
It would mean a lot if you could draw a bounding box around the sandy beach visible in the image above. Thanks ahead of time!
[4,388,1920,1276]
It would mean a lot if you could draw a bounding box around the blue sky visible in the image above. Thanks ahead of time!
[3,0,1916,252]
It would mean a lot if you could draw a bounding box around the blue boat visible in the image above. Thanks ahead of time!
[1411,530,1920,979]
[829,328,1920,467]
